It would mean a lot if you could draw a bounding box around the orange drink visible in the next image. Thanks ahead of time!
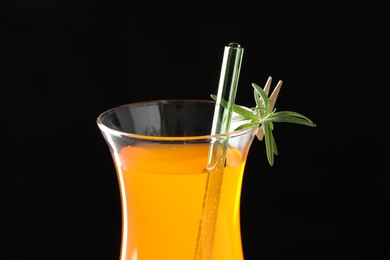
[117,143,246,259]
[97,100,257,259]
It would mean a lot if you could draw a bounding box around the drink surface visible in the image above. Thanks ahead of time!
[116,143,246,260]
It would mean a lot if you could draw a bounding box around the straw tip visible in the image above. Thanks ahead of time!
[228,42,241,48]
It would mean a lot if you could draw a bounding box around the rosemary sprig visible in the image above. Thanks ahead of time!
[211,81,316,166]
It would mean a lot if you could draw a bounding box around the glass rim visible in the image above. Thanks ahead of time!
[96,99,259,141]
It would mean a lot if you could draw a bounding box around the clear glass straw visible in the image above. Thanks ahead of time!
[194,42,244,259]
[211,42,244,136]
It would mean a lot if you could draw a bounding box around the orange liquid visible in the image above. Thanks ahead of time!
[116,143,247,260]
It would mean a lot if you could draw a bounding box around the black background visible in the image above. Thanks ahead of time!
[1,1,389,259]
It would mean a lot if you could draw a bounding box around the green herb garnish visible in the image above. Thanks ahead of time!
[211,79,316,166]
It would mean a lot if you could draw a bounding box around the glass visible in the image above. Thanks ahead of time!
[97,99,258,260]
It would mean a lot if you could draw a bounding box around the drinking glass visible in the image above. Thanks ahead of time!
[97,99,258,260]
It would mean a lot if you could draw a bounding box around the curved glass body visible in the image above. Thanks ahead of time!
[97,100,258,260]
